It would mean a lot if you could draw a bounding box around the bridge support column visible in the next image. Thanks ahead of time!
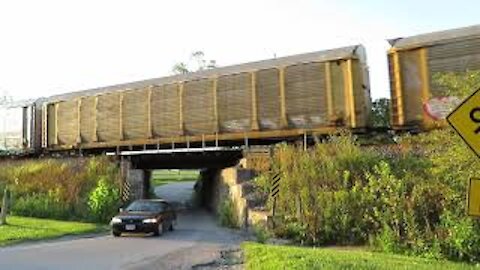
[120,159,150,202]
[200,166,258,229]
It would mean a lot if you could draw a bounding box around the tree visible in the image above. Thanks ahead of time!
[171,51,217,75]
[370,98,390,128]
[172,62,190,75]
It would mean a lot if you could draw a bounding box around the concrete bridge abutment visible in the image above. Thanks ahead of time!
[198,158,270,229]
[120,158,151,202]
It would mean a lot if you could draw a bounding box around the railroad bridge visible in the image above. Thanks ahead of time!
[2,24,480,204]
[0,45,371,203]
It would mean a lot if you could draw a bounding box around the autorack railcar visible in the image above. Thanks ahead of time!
[40,45,372,152]
[388,24,480,131]
[0,100,40,154]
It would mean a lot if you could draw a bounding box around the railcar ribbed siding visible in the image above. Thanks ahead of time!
[151,84,181,137]
[80,96,96,143]
[256,68,281,130]
[217,73,252,132]
[57,100,78,146]
[123,90,149,140]
[184,79,215,135]
[97,93,121,142]
[285,62,327,128]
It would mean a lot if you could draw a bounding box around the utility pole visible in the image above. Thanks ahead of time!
[0,187,10,225]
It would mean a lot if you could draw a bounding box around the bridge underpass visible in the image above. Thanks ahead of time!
[118,147,262,224]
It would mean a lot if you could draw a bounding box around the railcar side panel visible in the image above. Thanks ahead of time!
[123,89,149,140]
[329,61,346,125]
[97,93,121,142]
[285,62,327,129]
[183,79,215,135]
[46,104,57,146]
[217,73,252,132]
[80,96,96,143]
[256,68,282,130]
[151,84,181,137]
[57,100,79,146]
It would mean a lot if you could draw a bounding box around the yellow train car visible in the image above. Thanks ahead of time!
[42,45,371,151]
[388,25,480,131]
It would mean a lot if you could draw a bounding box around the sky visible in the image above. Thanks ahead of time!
[0,0,479,101]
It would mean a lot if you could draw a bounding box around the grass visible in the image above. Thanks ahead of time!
[0,216,106,246]
[242,242,477,270]
[151,169,199,186]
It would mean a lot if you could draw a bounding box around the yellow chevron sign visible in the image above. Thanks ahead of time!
[468,178,480,217]
[447,88,480,157]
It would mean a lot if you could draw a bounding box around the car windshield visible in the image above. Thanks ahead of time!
[125,201,166,212]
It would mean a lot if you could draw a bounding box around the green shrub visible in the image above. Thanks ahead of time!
[253,225,272,243]
[266,135,383,246]
[282,221,308,244]
[254,128,480,262]
[218,197,238,228]
[253,174,271,194]
[0,157,121,223]
[373,224,401,254]
[88,177,121,223]
[439,210,480,262]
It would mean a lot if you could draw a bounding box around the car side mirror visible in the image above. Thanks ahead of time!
[119,208,123,212]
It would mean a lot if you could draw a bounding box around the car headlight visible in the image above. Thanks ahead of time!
[111,217,122,224]
[143,218,158,223]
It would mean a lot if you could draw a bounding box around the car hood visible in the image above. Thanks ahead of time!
[116,211,158,219]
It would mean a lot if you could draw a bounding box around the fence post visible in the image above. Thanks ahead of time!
[0,187,10,225]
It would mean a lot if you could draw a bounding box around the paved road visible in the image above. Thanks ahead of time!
[0,182,245,270]
[154,181,197,209]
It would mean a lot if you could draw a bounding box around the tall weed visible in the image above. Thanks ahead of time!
[258,130,480,262]
[0,156,121,223]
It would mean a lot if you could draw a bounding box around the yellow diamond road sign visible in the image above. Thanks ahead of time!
[467,178,480,217]
[447,88,480,158]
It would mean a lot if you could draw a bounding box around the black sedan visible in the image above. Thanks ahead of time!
[110,199,177,237]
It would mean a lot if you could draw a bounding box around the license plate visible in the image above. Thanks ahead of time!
[125,224,136,231]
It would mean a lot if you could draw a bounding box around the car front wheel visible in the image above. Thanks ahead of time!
[112,230,121,237]
[154,223,163,236]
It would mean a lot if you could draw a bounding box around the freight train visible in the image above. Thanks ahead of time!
[1,24,479,155]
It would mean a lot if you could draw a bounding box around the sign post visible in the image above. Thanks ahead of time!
[270,172,281,228]
[447,88,480,216]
